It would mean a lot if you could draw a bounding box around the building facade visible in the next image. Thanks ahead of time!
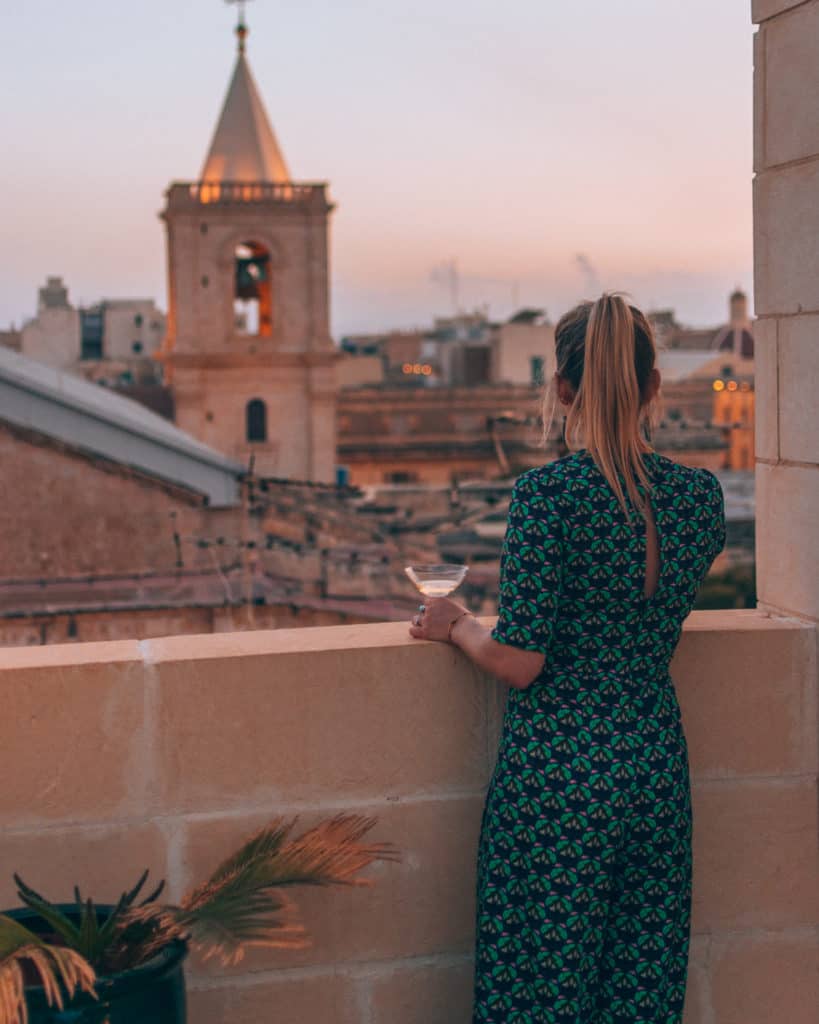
[15,275,166,386]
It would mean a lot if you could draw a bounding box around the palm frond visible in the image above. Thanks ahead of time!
[199,819,296,890]
[262,814,401,888]
[149,814,400,965]
[118,888,307,969]
[181,888,307,965]
[187,814,399,904]
[0,915,96,1024]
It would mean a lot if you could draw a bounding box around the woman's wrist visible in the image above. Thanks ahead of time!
[448,610,474,645]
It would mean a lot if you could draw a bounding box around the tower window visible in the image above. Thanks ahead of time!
[235,241,272,337]
[530,356,544,386]
[246,398,267,442]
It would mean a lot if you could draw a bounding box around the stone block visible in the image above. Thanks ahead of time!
[754,160,819,315]
[182,795,484,975]
[756,462,819,619]
[672,615,817,777]
[753,25,766,174]
[0,647,147,826]
[763,2,819,167]
[186,971,358,1024]
[753,0,816,25]
[750,317,778,460]
[0,823,168,908]
[682,935,711,1024]
[150,630,490,812]
[691,779,819,931]
[710,931,819,1024]
[778,314,819,463]
[369,957,474,1024]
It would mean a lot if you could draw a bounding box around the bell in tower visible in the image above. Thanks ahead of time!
[158,7,338,482]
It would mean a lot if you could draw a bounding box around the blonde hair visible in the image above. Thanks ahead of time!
[545,293,659,522]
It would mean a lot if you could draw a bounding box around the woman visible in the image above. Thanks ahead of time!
[409,294,726,1023]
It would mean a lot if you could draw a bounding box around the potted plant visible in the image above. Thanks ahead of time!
[0,814,397,1024]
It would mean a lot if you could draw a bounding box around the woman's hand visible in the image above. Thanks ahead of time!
[408,597,544,687]
[409,597,469,643]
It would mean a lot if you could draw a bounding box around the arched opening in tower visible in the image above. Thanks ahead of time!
[234,241,272,337]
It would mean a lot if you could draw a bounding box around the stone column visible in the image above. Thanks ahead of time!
[753,0,819,622]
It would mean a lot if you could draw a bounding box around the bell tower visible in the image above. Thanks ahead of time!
[159,7,337,481]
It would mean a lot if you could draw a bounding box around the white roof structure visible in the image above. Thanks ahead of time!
[0,346,243,507]
[201,44,290,184]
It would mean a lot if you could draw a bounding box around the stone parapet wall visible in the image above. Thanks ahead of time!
[0,610,816,1022]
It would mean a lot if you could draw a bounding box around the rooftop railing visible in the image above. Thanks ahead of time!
[165,181,330,207]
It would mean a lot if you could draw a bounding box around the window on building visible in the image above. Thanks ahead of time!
[461,346,491,386]
[384,471,419,484]
[132,341,143,354]
[530,356,544,386]
[80,308,104,360]
[246,398,267,442]
[235,241,272,337]
[134,313,144,328]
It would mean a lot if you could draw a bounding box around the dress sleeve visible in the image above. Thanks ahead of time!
[700,469,727,566]
[491,473,564,654]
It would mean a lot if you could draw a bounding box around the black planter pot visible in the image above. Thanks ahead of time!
[5,906,188,1024]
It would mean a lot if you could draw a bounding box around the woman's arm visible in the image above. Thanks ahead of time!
[408,598,545,689]
[408,471,563,689]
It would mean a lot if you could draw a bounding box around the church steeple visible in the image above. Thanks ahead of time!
[200,5,290,184]
[161,1,337,483]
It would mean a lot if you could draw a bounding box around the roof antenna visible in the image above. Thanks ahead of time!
[226,0,253,54]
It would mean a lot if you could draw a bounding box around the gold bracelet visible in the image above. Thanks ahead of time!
[447,611,471,644]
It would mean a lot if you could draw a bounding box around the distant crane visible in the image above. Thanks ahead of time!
[576,253,602,296]
[430,259,461,312]
[430,260,522,316]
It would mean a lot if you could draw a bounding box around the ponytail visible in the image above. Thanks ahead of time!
[550,293,657,522]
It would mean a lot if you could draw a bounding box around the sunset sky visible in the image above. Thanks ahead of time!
[2,0,754,335]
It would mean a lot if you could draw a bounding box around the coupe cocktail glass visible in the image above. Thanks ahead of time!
[404,563,469,598]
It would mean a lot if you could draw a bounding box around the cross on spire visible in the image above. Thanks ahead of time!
[226,0,254,53]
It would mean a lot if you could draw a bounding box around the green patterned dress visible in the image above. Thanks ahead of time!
[473,449,726,1023]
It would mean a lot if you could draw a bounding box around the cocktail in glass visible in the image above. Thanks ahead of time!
[404,563,469,598]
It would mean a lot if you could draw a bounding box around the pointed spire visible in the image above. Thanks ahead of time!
[201,4,290,184]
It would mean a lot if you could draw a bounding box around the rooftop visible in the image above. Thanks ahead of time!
[0,346,242,506]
